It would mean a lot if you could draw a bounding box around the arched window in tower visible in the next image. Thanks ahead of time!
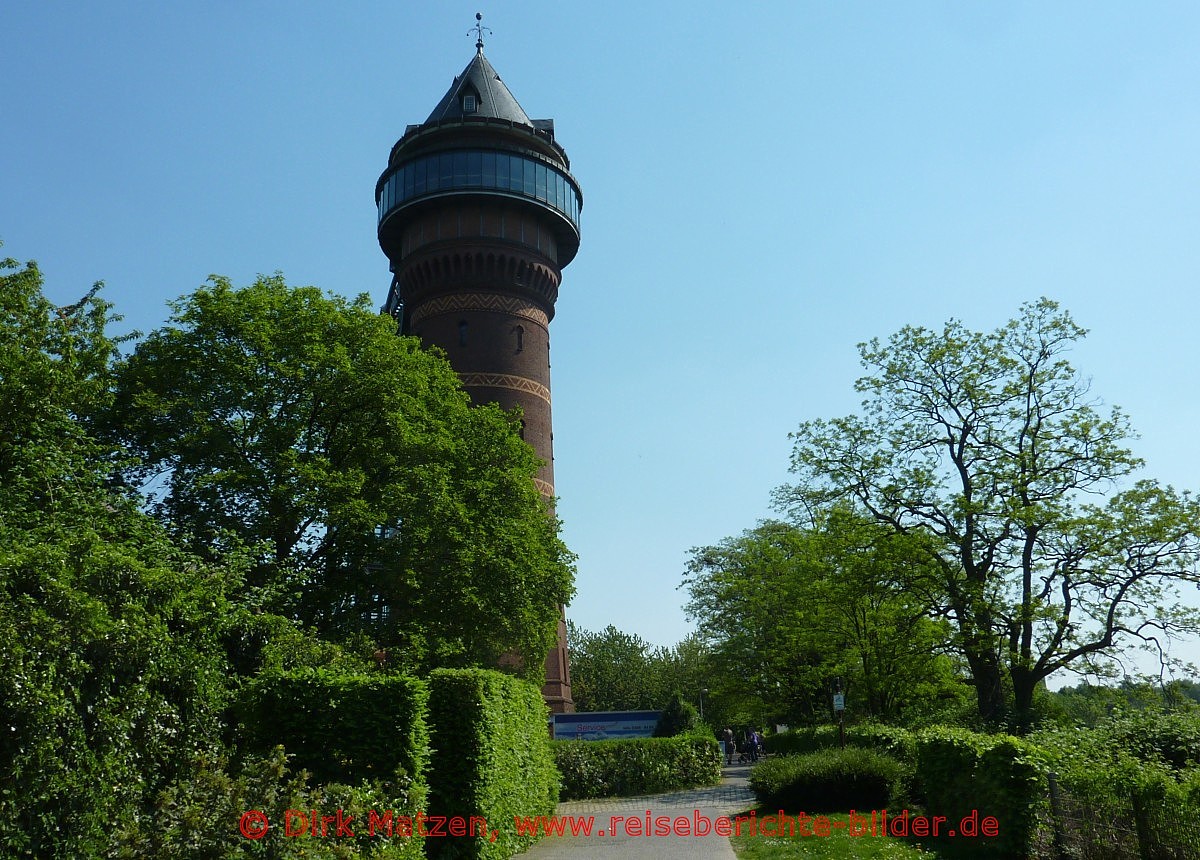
[519,419,526,440]
[513,325,524,353]
[459,320,468,347]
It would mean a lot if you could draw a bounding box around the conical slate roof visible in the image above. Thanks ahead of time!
[424,49,532,126]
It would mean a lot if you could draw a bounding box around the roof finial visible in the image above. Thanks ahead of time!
[471,12,491,52]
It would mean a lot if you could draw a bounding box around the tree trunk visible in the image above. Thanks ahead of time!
[967,652,1007,727]
[1011,667,1036,734]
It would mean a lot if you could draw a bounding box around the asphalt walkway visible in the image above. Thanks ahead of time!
[517,763,757,859]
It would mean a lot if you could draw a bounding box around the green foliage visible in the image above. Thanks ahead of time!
[116,746,422,859]
[683,513,962,729]
[0,253,241,858]
[237,670,429,794]
[1,534,239,858]
[426,669,558,860]
[553,732,722,800]
[779,299,1200,730]
[566,622,711,714]
[1031,721,1200,859]
[1103,708,1200,770]
[765,723,917,762]
[565,623,663,710]
[749,747,904,813]
[0,255,410,858]
[654,691,701,737]
[103,274,574,677]
[912,726,1047,860]
[221,609,370,679]
[0,254,123,527]
[1041,679,1199,728]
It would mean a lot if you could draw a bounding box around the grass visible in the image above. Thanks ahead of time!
[730,810,939,860]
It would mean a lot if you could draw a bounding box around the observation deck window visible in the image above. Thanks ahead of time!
[379,149,582,234]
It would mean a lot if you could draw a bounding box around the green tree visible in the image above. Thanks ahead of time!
[567,622,665,711]
[0,257,119,528]
[779,299,1200,730]
[104,275,574,677]
[654,691,701,737]
[656,632,714,720]
[566,623,713,714]
[1041,679,1200,727]
[684,512,964,727]
[0,253,234,856]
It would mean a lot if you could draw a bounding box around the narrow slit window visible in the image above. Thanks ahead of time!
[514,325,524,352]
[459,320,468,346]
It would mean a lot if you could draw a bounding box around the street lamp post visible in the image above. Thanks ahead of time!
[700,688,708,722]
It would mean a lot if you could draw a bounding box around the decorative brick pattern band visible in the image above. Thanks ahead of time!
[459,372,551,404]
[533,478,555,497]
[410,293,549,328]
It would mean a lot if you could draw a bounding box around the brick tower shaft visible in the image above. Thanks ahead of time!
[376,45,581,712]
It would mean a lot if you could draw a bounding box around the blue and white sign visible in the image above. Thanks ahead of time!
[552,711,661,741]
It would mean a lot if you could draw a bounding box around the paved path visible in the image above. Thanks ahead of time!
[518,764,757,859]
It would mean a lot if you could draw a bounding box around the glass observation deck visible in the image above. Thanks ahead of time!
[378,148,582,236]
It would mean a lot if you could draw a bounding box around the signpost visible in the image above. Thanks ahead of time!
[832,678,846,750]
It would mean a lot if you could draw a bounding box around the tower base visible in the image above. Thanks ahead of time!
[541,610,573,713]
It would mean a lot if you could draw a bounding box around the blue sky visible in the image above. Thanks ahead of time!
[4,3,1199,681]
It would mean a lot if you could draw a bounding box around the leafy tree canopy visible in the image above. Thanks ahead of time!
[103,275,575,677]
[0,252,239,855]
[684,510,969,728]
[566,622,711,714]
[777,298,1200,730]
[654,691,702,737]
[0,254,124,531]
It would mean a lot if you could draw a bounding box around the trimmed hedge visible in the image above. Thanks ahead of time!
[237,669,429,792]
[749,747,903,813]
[764,723,916,761]
[762,724,1044,859]
[913,726,1047,860]
[426,668,558,860]
[233,670,428,859]
[554,732,722,800]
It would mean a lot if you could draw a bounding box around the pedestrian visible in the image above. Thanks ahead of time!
[722,727,734,765]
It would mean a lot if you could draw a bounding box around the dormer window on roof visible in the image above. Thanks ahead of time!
[423,52,532,126]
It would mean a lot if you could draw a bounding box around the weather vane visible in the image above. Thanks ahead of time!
[471,12,491,51]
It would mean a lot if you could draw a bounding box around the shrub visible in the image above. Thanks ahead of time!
[426,669,558,860]
[749,747,903,813]
[1030,724,1200,860]
[764,724,916,762]
[236,669,429,793]
[913,726,1047,860]
[554,731,722,800]
[653,692,700,737]
[116,746,422,859]
[0,536,235,859]
[1107,709,1200,770]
